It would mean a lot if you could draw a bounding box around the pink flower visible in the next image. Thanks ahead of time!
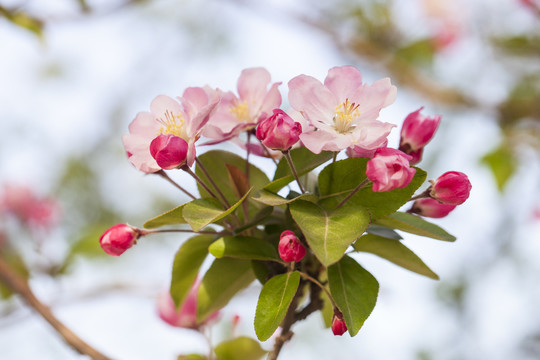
[99,224,140,256]
[430,171,472,205]
[366,148,416,192]
[157,281,219,330]
[278,230,306,262]
[331,315,347,336]
[409,198,456,218]
[0,184,60,231]
[149,134,189,170]
[288,66,396,154]
[256,109,302,151]
[399,107,441,164]
[203,68,282,143]
[122,88,219,173]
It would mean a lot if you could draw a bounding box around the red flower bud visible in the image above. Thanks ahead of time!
[331,314,348,336]
[430,171,472,205]
[256,109,302,151]
[409,198,456,218]
[278,230,306,262]
[150,134,189,170]
[99,224,140,256]
[399,108,440,164]
[366,148,416,192]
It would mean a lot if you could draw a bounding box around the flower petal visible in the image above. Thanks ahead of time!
[323,66,364,102]
[237,67,272,103]
[288,74,336,126]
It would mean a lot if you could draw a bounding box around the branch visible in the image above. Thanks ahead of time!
[0,256,113,360]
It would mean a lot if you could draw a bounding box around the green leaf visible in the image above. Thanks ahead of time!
[252,190,317,206]
[374,212,456,242]
[183,189,251,232]
[144,204,188,229]
[265,147,333,192]
[196,150,269,219]
[170,235,216,307]
[366,224,403,240]
[177,355,208,360]
[318,158,426,219]
[353,234,439,279]
[214,336,267,360]
[254,271,301,341]
[481,144,517,192]
[328,256,379,336]
[209,236,279,261]
[289,200,369,266]
[197,258,255,321]
[232,206,273,235]
[395,39,435,66]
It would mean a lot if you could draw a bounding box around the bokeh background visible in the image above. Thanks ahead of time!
[1,0,540,359]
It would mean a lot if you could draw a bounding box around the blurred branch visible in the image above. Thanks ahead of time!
[0,255,113,360]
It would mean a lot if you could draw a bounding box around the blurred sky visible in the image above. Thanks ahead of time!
[1,0,540,359]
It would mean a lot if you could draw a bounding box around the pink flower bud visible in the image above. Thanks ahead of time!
[278,230,306,262]
[331,315,347,336]
[430,171,472,205]
[150,134,189,170]
[256,109,302,151]
[409,198,456,218]
[399,108,441,164]
[366,148,416,192]
[157,280,219,330]
[99,224,140,256]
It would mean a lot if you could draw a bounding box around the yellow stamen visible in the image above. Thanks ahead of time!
[333,99,360,134]
[229,100,252,123]
[157,110,187,140]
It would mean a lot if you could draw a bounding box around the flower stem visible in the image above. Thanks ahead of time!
[182,166,221,204]
[0,256,113,360]
[195,158,231,208]
[335,178,371,209]
[409,187,432,202]
[298,271,338,310]
[283,150,305,194]
[155,170,196,200]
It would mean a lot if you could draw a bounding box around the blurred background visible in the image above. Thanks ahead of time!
[1,0,540,359]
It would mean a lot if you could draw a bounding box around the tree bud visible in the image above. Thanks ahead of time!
[366,148,416,192]
[430,171,472,205]
[331,314,348,336]
[278,230,306,262]
[256,109,302,151]
[409,198,456,218]
[150,134,189,170]
[99,224,140,256]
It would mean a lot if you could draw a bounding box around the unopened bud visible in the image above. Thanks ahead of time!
[399,108,440,164]
[99,224,140,256]
[278,230,306,262]
[430,171,472,205]
[331,314,347,336]
[409,198,456,218]
[366,148,416,192]
[256,109,302,151]
[150,134,189,170]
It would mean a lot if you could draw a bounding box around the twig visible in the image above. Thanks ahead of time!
[155,170,196,200]
[283,151,305,194]
[195,158,231,208]
[0,256,113,360]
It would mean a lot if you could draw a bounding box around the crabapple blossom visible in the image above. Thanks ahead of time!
[256,109,302,151]
[278,230,306,262]
[399,107,441,164]
[409,198,456,218]
[157,281,219,330]
[99,224,140,256]
[203,67,281,143]
[430,171,472,205]
[122,88,219,173]
[331,315,348,336]
[366,148,416,192]
[288,66,396,154]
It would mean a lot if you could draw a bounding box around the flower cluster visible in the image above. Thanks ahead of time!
[101,66,471,355]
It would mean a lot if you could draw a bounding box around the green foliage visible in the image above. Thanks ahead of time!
[170,235,215,307]
[252,190,317,206]
[0,6,43,37]
[318,158,427,219]
[395,39,435,66]
[183,190,251,232]
[214,336,267,360]
[328,256,379,336]
[374,212,456,242]
[265,147,333,192]
[197,258,254,321]
[353,234,439,279]
[254,271,300,341]
[144,204,188,229]
[481,143,517,192]
[290,200,370,266]
[208,236,279,261]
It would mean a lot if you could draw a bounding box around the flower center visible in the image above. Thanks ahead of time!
[229,100,252,123]
[333,99,360,134]
[157,110,187,140]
